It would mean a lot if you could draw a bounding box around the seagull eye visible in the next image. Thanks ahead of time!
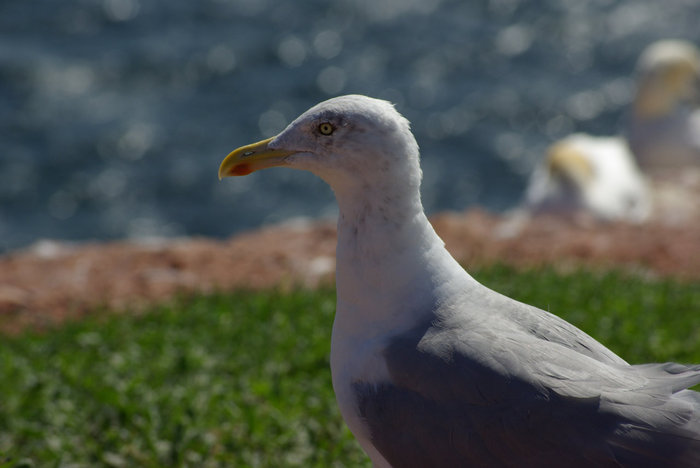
[318,122,334,135]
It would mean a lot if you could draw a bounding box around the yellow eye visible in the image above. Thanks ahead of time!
[318,122,334,135]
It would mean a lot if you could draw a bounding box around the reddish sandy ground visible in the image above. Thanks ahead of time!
[0,209,698,334]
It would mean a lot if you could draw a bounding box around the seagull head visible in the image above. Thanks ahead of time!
[219,95,422,194]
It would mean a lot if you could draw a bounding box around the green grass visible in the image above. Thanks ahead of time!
[0,266,698,467]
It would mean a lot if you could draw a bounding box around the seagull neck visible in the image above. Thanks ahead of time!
[331,184,465,336]
[333,182,429,259]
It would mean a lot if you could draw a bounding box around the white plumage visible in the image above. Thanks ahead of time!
[525,134,651,222]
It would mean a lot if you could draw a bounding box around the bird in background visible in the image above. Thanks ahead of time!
[524,133,651,222]
[525,39,700,223]
[626,39,700,173]
[219,94,700,467]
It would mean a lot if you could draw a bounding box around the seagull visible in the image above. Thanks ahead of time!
[219,95,700,467]
[524,134,651,222]
[626,39,700,173]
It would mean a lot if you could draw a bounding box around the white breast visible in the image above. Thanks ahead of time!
[330,317,393,468]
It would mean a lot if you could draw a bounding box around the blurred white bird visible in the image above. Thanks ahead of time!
[525,40,700,223]
[626,39,700,173]
[525,134,651,222]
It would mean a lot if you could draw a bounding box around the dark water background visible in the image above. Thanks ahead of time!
[1,0,699,252]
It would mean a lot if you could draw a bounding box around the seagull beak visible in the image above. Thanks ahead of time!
[218,137,296,179]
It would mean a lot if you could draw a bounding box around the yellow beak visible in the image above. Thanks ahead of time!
[218,137,296,179]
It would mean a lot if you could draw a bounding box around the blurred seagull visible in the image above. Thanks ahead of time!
[525,40,700,222]
[525,134,651,222]
[626,39,700,172]
[219,95,700,467]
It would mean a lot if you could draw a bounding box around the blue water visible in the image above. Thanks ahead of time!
[1,0,699,252]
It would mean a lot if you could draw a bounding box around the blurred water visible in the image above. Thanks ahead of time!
[1,0,699,252]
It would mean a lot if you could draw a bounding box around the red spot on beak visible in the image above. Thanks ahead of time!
[231,164,252,176]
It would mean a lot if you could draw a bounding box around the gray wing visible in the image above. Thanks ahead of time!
[354,298,700,467]
[446,283,629,366]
